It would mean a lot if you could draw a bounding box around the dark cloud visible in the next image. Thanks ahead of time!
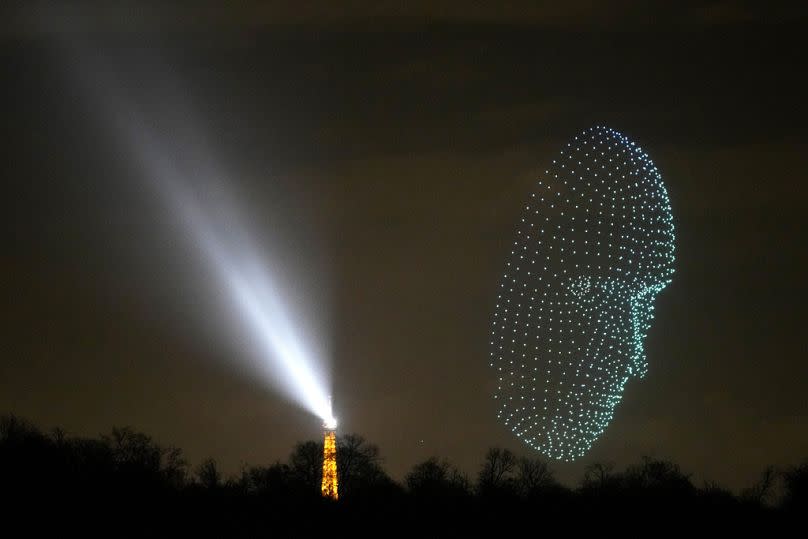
[3,0,806,38]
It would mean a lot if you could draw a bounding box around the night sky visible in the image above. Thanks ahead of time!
[2,2,807,491]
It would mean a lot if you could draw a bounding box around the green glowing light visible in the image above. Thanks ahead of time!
[490,126,675,461]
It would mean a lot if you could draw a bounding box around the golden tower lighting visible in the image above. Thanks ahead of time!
[321,419,338,500]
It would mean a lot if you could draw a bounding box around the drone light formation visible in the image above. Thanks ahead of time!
[490,126,675,461]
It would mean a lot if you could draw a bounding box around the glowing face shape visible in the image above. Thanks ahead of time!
[490,126,675,461]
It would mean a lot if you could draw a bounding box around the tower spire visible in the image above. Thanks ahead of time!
[321,421,338,500]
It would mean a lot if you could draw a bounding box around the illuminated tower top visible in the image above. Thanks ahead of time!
[321,424,338,500]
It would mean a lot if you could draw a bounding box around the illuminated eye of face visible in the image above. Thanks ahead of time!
[566,276,594,300]
[489,126,676,461]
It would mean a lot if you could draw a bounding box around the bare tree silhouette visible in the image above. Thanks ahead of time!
[782,461,808,511]
[624,456,693,492]
[336,433,388,498]
[289,440,322,492]
[196,458,221,489]
[581,462,617,491]
[741,465,778,505]
[516,456,556,498]
[406,457,470,499]
[477,447,517,496]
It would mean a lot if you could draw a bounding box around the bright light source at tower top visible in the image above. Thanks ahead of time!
[323,395,337,429]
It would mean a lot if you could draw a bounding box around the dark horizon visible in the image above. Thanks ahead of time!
[2,2,807,493]
[3,410,806,497]
[4,411,803,535]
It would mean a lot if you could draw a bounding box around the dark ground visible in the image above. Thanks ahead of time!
[2,414,805,536]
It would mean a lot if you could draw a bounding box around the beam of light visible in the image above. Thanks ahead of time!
[168,180,337,428]
[67,50,336,427]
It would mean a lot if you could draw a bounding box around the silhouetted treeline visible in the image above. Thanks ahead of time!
[1,414,805,535]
